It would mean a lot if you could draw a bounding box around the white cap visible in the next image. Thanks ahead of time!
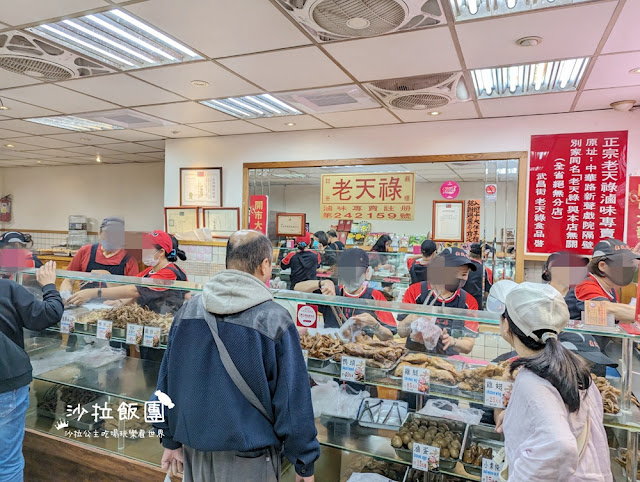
[505,282,569,342]
[486,280,518,314]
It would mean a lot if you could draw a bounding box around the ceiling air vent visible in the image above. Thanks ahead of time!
[276,0,445,42]
[276,85,380,113]
[365,72,470,110]
[78,109,175,129]
[0,31,114,81]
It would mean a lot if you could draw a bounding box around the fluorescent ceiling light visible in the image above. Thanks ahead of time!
[200,94,302,119]
[27,9,202,70]
[471,58,589,99]
[25,116,124,132]
[450,0,597,21]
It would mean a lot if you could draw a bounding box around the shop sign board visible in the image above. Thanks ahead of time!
[466,199,481,243]
[440,180,460,199]
[249,195,268,235]
[321,172,415,221]
[627,176,640,248]
[527,131,627,254]
[485,184,497,202]
[296,304,318,329]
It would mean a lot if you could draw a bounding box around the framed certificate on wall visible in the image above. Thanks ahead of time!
[180,167,222,207]
[202,207,240,238]
[164,207,199,235]
[276,213,306,237]
[432,201,465,242]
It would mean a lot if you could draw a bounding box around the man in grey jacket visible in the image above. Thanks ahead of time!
[155,230,319,481]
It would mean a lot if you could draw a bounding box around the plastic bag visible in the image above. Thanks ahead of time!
[338,317,365,342]
[410,316,442,350]
[30,343,126,376]
[346,474,397,482]
[311,380,370,420]
[418,398,483,425]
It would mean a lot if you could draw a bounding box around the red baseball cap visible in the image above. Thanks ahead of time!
[144,230,173,254]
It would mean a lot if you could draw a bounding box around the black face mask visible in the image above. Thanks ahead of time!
[607,265,637,287]
[445,278,466,292]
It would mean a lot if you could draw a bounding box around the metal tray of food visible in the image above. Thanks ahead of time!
[112,327,126,339]
[392,413,466,471]
[460,423,504,476]
[307,356,333,369]
[357,397,409,430]
[460,389,484,401]
[329,356,400,381]
[390,354,464,395]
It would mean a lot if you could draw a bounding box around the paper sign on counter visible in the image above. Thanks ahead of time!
[484,379,513,409]
[402,366,430,394]
[60,312,75,334]
[96,320,112,340]
[412,442,440,472]
[142,326,162,348]
[340,356,366,383]
[126,324,144,345]
[482,458,502,482]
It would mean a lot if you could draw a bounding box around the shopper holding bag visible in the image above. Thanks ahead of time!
[495,282,612,481]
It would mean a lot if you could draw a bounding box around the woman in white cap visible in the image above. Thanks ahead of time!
[495,282,611,481]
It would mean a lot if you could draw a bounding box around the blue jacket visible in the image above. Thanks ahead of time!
[152,270,320,477]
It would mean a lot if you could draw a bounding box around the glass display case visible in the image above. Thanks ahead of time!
[14,269,640,481]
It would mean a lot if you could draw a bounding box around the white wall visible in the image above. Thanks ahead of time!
[0,163,164,231]
[164,110,640,219]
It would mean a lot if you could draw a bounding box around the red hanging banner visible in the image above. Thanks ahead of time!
[527,131,627,255]
[249,195,268,235]
[627,176,640,249]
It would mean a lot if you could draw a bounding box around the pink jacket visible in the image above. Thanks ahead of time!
[503,369,612,482]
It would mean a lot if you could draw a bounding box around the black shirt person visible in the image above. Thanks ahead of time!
[408,239,437,285]
[465,243,493,309]
[281,234,321,290]
[327,230,345,251]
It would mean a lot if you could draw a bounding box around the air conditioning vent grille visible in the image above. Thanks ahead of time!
[371,73,453,91]
[0,55,74,81]
[390,93,449,109]
[312,0,406,37]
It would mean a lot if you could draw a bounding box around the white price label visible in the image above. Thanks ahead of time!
[302,349,309,367]
[484,378,514,408]
[96,320,112,340]
[482,458,502,482]
[142,326,162,348]
[60,312,75,334]
[402,366,430,394]
[412,442,440,472]
[126,324,144,345]
[340,356,366,383]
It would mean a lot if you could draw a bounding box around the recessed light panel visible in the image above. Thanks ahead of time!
[25,116,124,132]
[471,58,589,99]
[451,0,597,21]
[27,9,202,70]
[199,94,302,119]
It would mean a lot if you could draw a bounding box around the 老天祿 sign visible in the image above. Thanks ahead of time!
[527,131,627,255]
[249,195,268,235]
[321,172,415,221]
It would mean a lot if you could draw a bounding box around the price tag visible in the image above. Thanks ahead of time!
[302,349,309,367]
[142,326,162,348]
[584,300,608,327]
[60,312,75,334]
[482,458,502,482]
[340,356,366,383]
[96,320,112,340]
[126,324,144,345]
[402,366,430,394]
[484,378,514,408]
[412,442,440,472]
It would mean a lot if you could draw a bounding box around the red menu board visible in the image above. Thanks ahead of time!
[527,131,627,255]
[249,195,268,235]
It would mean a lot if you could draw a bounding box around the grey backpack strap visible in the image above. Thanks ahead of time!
[203,310,274,425]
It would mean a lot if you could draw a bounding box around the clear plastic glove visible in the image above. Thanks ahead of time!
[410,317,442,350]
[60,290,72,302]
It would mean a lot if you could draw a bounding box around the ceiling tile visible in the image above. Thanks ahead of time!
[91,130,165,142]
[136,125,215,138]
[456,2,617,69]
[62,145,123,156]
[24,149,72,157]
[0,127,31,138]
[43,132,122,144]
[125,0,311,59]
[189,120,270,135]
[575,86,640,111]
[131,62,260,100]
[8,136,79,148]
[324,29,460,81]
[0,98,60,119]
[0,0,107,26]
[603,0,640,54]
[478,92,576,117]
[0,70,42,90]
[0,140,42,151]
[140,151,164,159]
[137,139,165,149]
[135,102,234,124]
[315,108,400,128]
[585,52,640,90]
[104,142,159,153]
[1,84,117,114]
[0,119,70,135]
[219,47,351,91]
[61,74,184,107]
[248,115,331,132]
[393,101,478,122]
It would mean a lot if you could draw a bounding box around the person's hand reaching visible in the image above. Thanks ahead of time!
[36,261,57,287]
